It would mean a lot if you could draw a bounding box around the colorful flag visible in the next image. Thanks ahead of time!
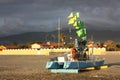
[68,12,73,18]
[75,12,80,18]
[75,26,80,29]
[77,20,81,27]
[80,21,84,27]
[68,12,87,41]
[83,28,87,34]
[76,28,86,37]
[68,15,77,24]
[76,29,83,37]
[68,18,74,24]
[81,36,87,40]
[73,21,77,27]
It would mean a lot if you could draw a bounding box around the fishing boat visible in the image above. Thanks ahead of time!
[46,12,105,73]
[46,52,105,69]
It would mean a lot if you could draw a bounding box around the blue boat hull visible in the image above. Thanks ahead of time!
[46,61,64,69]
[63,60,104,69]
[46,60,104,69]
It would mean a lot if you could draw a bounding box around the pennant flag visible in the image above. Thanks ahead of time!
[75,20,84,28]
[75,12,80,18]
[80,21,84,27]
[75,26,80,29]
[81,36,87,40]
[83,28,87,34]
[73,21,77,27]
[76,29,84,37]
[68,15,77,24]
[68,18,74,24]
[73,15,77,21]
[76,30,82,37]
[67,12,87,41]
[77,20,81,27]
[68,12,73,18]
[76,28,86,37]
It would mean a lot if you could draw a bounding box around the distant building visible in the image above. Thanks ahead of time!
[0,45,6,50]
[31,42,63,49]
[0,45,18,50]
[31,43,42,49]
[6,46,18,49]
[50,42,63,48]
[86,41,94,48]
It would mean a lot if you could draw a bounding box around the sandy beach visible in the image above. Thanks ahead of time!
[0,55,120,80]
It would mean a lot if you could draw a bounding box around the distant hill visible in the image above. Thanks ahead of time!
[0,28,119,45]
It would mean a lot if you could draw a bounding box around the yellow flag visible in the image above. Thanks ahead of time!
[73,21,77,27]
[68,18,74,24]
[68,12,73,18]
[73,15,77,21]
[68,15,77,24]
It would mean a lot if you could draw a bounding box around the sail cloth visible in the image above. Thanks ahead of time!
[68,12,87,41]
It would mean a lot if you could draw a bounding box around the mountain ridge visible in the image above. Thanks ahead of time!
[0,29,119,45]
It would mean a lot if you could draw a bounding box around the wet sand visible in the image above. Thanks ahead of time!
[0,55,120,80]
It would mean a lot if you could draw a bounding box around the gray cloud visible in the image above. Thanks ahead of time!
[0,0,120,37]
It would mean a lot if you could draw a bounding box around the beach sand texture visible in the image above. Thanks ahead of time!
[0,55,120,80]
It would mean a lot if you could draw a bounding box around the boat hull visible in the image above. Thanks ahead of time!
[64,60,104,69]
[46,60,104,69]
[46,61,64,69]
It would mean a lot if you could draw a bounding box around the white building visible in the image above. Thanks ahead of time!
[31,43,41,49]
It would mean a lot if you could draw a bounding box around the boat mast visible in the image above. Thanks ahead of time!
[58,17,61,47]
[91,35,94,54]
[69,27,72,40]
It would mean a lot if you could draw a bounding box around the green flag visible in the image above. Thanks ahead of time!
[76,29,84,37]
[75,26,80,29]
[80,21,84,27]
[77,20,81,27]
[75,20,84,28]
[76,28,86,37]
[81,36,87,40]
[83,28,87,35]
[76,29,83,37]
[67,12,87,41]
[73,21,77,27]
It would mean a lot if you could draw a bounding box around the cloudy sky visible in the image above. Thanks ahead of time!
[0,0,120,37]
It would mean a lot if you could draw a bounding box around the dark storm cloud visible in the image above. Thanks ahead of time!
[0,0,120,36]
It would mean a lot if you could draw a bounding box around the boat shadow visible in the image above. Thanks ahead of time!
[106,62,120,67]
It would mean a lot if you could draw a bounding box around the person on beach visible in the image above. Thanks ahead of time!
[70,47,79,61]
